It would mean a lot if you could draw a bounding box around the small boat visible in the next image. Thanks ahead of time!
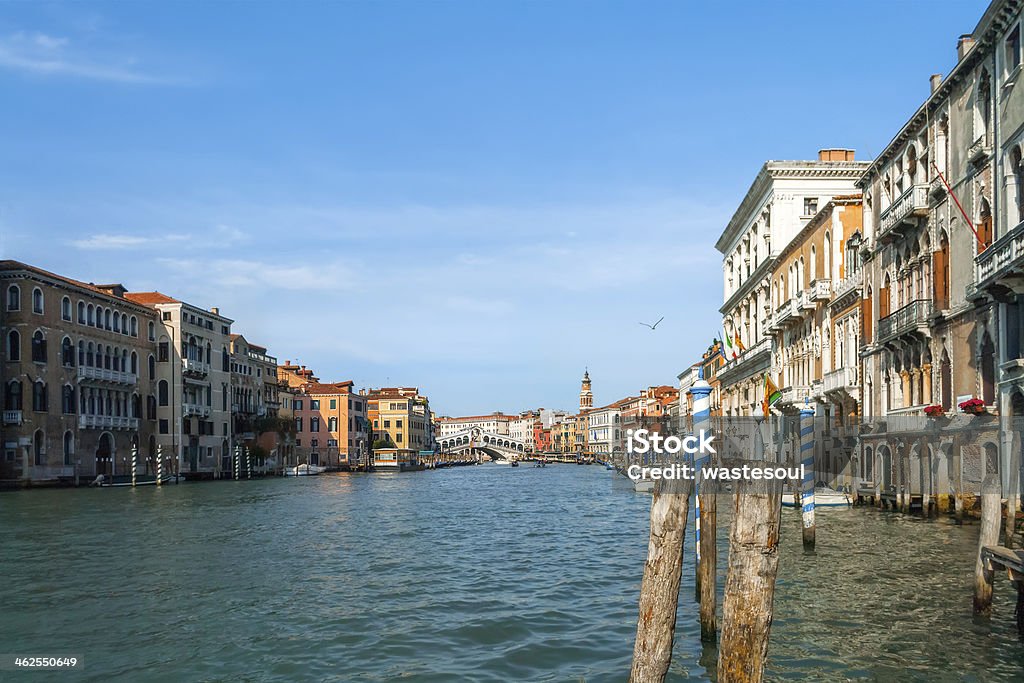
[633,478,655,493]
[98,474,177,487]
[285,464,327,476]
[605,463,614,471]
[782,483,852,508]
[511,461,519,468]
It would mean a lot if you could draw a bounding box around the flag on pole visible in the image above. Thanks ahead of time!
[723,331,737,359]
[734,332,746,353]
[762,373,782,414]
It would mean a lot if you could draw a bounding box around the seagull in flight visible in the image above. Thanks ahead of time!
[639,316,664,330]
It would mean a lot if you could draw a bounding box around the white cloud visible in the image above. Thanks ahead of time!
[70,233,190,250]
[0,31,178,84]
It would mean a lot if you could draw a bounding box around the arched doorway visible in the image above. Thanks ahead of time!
[96,432,114,476]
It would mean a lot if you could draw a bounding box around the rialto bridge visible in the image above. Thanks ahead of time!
[437,428,530,461]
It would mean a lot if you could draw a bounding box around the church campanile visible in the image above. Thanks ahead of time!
[579,369,593,411]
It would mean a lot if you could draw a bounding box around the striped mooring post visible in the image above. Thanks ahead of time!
[245,447,252,480]
[800,399,816,549]
[234,445,241,481]
[689,369,713,600]
[131,444,138,487]
[156,444,163,487]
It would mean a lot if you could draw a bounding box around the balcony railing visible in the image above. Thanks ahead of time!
[808,279,832,302]
[79,414,140,430]
[182,359,210,376]
[832,270,863,301]
[3,410,22,425]
[878,184,929,238]
[778,385,813,407]
[183,403,211,418]
[877,299,933,342]
[772,297,801,329]
[976,219,1024,288]
[823,366,858,395]
[968,132,993,165]
[77,366,138,386]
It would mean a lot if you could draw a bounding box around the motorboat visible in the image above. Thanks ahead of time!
[633,478,655,494]
[285,464,327,476]
[782,483,852,508]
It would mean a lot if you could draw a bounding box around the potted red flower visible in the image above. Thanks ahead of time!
[924,405,945,417]
[958,398,987,415]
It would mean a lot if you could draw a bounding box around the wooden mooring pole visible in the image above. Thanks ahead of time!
[974,472,1002,615]
[691,377,716,641]
[629,474,692,682]
[799,403,816,550]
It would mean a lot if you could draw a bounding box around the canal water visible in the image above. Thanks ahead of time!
[2,464,1022,681]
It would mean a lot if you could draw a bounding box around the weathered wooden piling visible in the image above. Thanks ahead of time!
[799,404,816,550]
[629,474,692,682]
[974,472,1002,615]
[717,474,782,682]
[1006,429,1020,548]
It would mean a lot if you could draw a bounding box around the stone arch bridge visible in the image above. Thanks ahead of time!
[437,428,530,461]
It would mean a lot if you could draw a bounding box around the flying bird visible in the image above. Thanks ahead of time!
[639,316,664,330]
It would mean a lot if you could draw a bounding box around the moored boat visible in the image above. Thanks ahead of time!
[782,484,852,508]
[285,464,327,477]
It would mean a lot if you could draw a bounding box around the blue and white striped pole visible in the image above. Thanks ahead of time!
[799,399,816,549]
[689,368,712,597]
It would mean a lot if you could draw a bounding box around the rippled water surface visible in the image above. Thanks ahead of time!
[2,464,1023,681]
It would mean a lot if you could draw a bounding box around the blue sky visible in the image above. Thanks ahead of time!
[0,0,987,415]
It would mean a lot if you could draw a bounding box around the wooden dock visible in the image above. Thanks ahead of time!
[979,545,1024,631]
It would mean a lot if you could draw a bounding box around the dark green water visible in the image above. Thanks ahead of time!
[2,464,1022,681]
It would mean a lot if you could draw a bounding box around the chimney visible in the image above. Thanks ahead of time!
[930,73,942,93]
[818,148,856,162]
[957,34,975,61]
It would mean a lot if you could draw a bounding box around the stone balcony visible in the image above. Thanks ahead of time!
[968,131,993,166]
[831,270,863,303]
[975,219,1024,293]
[718,337,772,385]
[79,414,140,430]
[778,385,813,410]
[823,366,859,402]
[183,403,211,418]
[77,365,138,386]
[3,409,22,425]
[878,184,929,243]
[808,279,832,302]
[771,296,801,331]
[182,358,210,377]
[877,299,932,344]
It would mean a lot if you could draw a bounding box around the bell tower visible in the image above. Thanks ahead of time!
[579,369,593,411]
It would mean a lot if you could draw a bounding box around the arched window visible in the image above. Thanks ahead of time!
[61,336,74,367]
[206,342,212,364]
[7,329,20,361]
[6,284,20,311]
[148,354,156,380]
[33,429,45,466]
[810,245,817,282]
[63,431,75,465]
[130,351,138,375]
[87,304,95,326]
[978,197,993,250]
[31,330,47,363]
[823,232,832,278]
[32,287,43,314]
[4,380,22,411]
[62,385,76,414]
[222,347,229,372]
[61,296,72,321]
[77,301,85,323]
[113,312,121,333]
[1013,145,1024,226]
[132,394,141,419]
[978,69,992,138]
[147,395,157,420]
[981,332,996,405]
[112,347,120,372]
[104,309,112,330]
[78,340,85,366]
[147,321,155,341]
[158,380,169,406]
[130,316,138,337]
[104,345,112,370]
[32,381,48,412]
[329,417,338,432]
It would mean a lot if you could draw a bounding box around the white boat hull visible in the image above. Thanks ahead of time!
[285,464,327,476]
[633,479,655,493]
[782,488,852,508]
